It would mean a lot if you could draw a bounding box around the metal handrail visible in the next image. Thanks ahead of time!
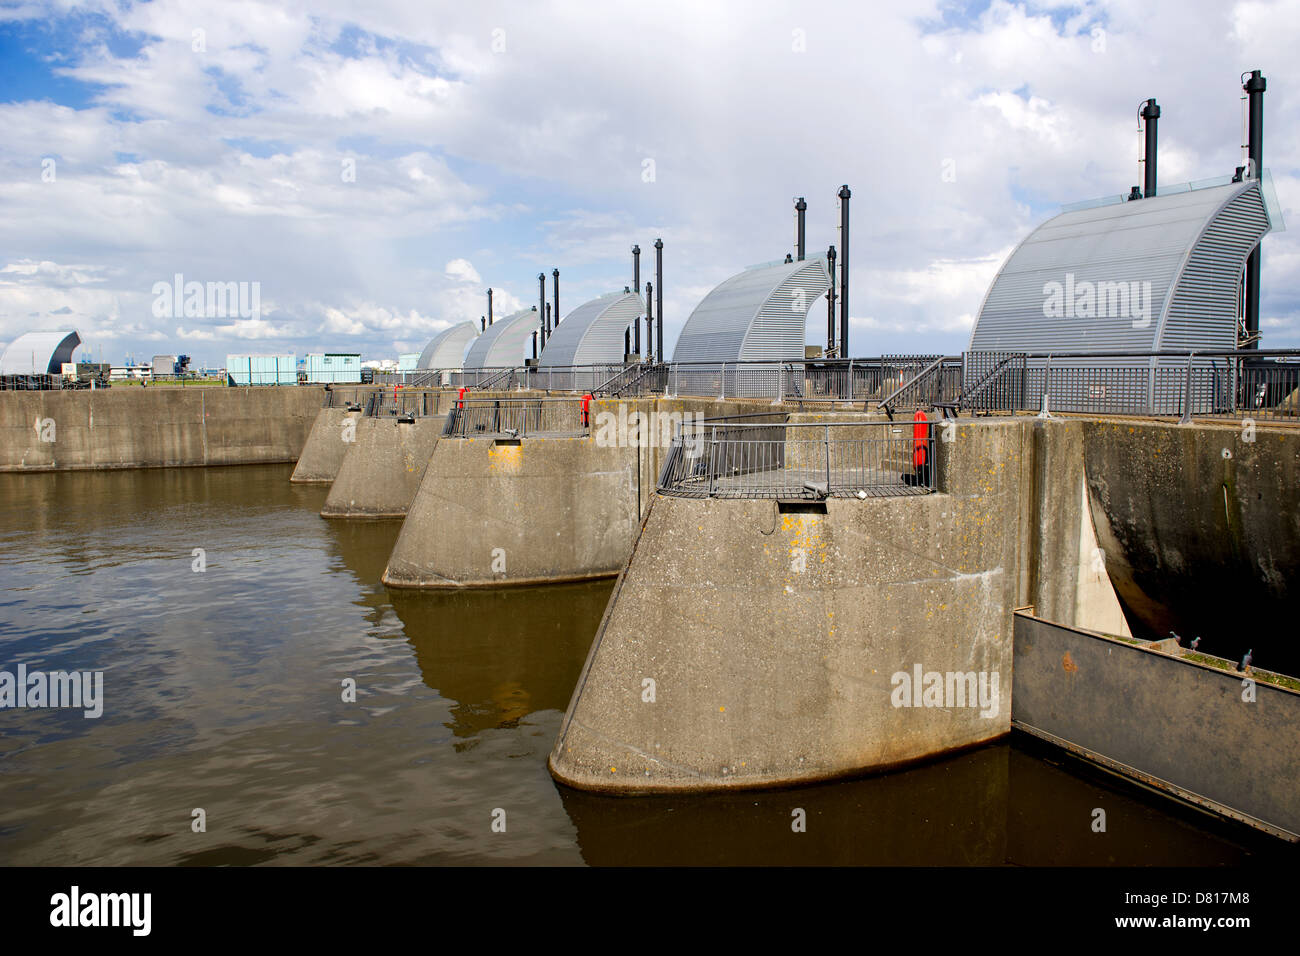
[442,397,590,438]
[658,419,934,500]
[877,355,957,416]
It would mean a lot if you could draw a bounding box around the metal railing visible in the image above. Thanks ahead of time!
[442,397,591,438]
[957,349,1300,423]
[1,373,71,390]
[362,388,440,418]
[878,356,964,416]
[659,417,935,499]
[374,351,1300,422]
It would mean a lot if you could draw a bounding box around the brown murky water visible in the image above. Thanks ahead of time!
[0,465,1285,865]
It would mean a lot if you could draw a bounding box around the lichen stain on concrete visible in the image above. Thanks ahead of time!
[488,444,522,472]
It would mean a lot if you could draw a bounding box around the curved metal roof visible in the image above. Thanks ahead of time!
[539,290,642,367]
[672,257,830,363]
[0,329,81,374]
[462,308,538,369]
[417,321,478,369]
[969,179,1274,352]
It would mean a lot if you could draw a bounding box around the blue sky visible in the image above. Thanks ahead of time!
[0,0,1296,367]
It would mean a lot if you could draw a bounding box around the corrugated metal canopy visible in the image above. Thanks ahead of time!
[969,179,1273,352]
[539,291,642,366]
[672,257,830,363]
[417,321,478,369]
[462,308,538,369]
[0,329,81,374]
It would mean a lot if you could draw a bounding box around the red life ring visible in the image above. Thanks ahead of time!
[912,409,929,469]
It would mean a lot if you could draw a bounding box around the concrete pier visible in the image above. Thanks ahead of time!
[320,415,442,518]
[382,435,639,587]
[549,416,1133,793]
[550,420,1030,792]
[381,397,790,588]
[291,406,363,483]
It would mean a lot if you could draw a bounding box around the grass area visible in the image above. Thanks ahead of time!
[1180,651,1300,691]
[110,379,226,388]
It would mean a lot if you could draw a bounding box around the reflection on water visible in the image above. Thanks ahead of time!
[389,586,609,739]
[0,464,1287,866]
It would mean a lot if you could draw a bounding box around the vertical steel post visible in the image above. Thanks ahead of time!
[645,281,653,363]
[1140,98,1160,198]
[1180,353,1195,425]
[824,425,832,497]
[795,197,806,261]
[552,268,560,327]
[1243,70,1266,348]
[837,185,851,357]
[826,245,837,356]
[654,238,664,364]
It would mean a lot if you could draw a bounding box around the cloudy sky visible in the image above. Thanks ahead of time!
[0,0,1296,368]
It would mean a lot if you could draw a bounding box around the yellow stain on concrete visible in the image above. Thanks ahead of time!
[488,444,522,472]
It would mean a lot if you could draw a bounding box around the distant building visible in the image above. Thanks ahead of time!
[226,354,296,386]
[109,365,151,381]
[397,352,420,372]
[672,258,830,363]
[463,308,539,369]
[965,175,1282,411]
[969,177,1278,354]
[152,355,178,378]
[539,291,643,367]
[303,352,362,383]
[417,322,479,370]
[0,330,81,375]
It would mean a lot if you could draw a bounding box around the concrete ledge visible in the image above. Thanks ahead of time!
[320,416,440,518]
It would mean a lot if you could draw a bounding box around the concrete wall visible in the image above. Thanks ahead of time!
[0,386,322,471]
[320,416,441,518]
[549,420,1026,792]
[1081,419,1300,672]
[1020,418,1131,636]
[1012,612,1300,840]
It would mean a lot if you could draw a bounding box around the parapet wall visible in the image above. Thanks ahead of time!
[0,386,323,471]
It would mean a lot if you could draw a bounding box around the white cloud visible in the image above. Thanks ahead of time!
[444,258,481,284]
[0,0,1296,363]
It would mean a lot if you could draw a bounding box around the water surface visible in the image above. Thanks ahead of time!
[0,465,1283,865]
